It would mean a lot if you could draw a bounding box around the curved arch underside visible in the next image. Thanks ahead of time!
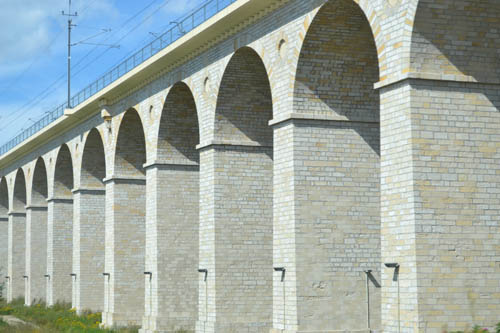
[411,0,500,83]
[215,47,273,146]
[13,169,27,212]
[81,129,106,189]
[294,0,379,123]
[115,110,146,177]
[54,144,74,199]
[0,178,8,216]
[32,158,48,207]
[158,82,199,164]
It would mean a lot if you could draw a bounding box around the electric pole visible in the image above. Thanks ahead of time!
[62,0,77,108]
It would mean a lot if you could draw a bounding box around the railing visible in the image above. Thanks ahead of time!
[0,0,238,156]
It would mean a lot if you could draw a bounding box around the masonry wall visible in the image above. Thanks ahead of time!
[0,218,7,280]
[25,207,47,303]
[73,190,105,312]
[409,80,500,331]
[47,199,73,305]
[8,214,26,301]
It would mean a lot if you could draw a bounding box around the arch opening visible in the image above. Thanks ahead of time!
[32,158,48,207]
[81,129,106,188]
[215,47,273,147]
[114,109,146,177]
[285,0,381,331]
[158,82,200,163]
[13,169,27,212]
[54,144,74,199]
[0,177,8,216]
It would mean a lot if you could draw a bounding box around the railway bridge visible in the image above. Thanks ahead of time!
[0,0,499,332]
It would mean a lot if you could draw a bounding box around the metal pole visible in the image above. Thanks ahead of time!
[364,270,372,331]
[68,16,71,107]
[62,0,77,108]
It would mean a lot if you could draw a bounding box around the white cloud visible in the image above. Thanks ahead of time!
[0,0,117,78]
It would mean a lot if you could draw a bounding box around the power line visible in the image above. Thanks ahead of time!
[0,0,103,127]
[0,0,164,132]
[73,0,173,79]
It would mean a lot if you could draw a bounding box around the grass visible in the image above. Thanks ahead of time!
[0,298,139,333]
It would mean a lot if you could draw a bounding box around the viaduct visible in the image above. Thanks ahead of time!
[0,0,499,332]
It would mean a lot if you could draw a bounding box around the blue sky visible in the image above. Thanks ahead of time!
[0,0,205,147]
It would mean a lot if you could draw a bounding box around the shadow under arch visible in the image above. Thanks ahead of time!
[215,46,273,150]
[114,108,147,177]
[157,81,200,163]
[81,128,106,189]
[0,177,8,216]
[54,144,74,199]
[411,0,500,84]
[13,168,27,213]
[31,157,48,207]
[293,0,380,155]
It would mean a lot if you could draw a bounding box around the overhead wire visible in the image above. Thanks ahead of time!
[0,0,170,134]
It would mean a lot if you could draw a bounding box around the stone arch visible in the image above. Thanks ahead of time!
[199,45,274,330]
[74,128,106,312]
[0,177,8,216]
[9,168,27,301]
[13,169,27,212]
[47,143,74,305]
[294,0,380,123]
[157,82,200,163]
[140,82,201,331]
[26,157,48,304]
[31,158,48,206]
[214,46,273,146]
[410,0,500,83]
[54,144,74,199]
[279,0,381,331]
[114,109,147,177]
[81,129,106,188]
[104,107,147,327]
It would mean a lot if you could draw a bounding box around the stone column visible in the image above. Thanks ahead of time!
[47,198,73,305]
[380,79,500,332]
[196,143,273,333]
[102,176,145,328]
[25,206,47,305]
[271,116,381,333]
[72,188,105,313]
[8,212,26,302]
[0,217,7,283]
[140,162,199,333]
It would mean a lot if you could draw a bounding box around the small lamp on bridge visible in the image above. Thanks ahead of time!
[198,269,208,281]
[274,267,286,282]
